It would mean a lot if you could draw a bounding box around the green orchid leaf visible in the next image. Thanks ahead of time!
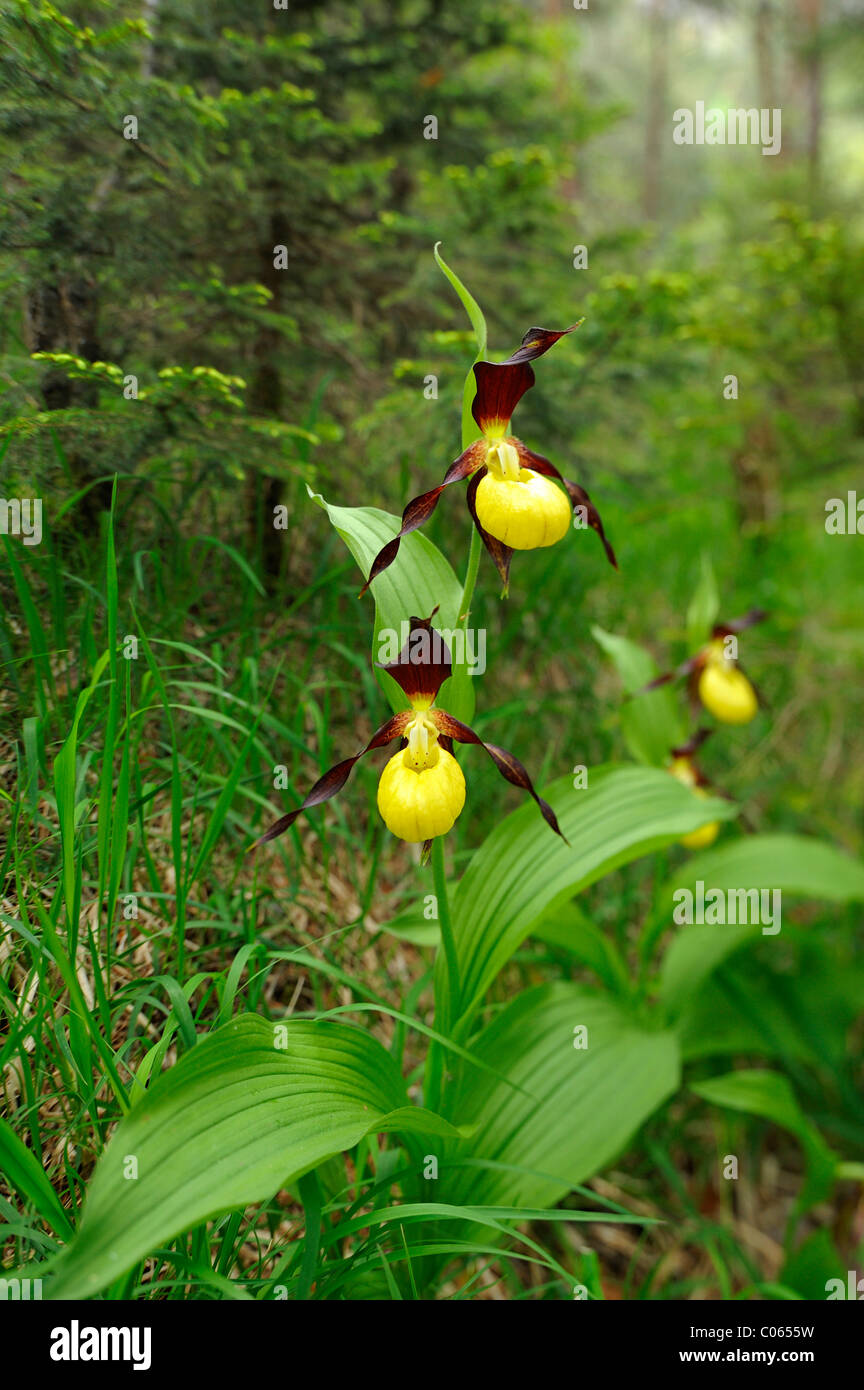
[440,983,680,1208]
[592,625,685,766]
[380,900,441,948]
[444,764,735,1030]
[691,1069,836,1212]
[309,487,475,723]
[781,1229,848,1302]
[529,901,631,994]
[686,552,720,650]
[45,1014,467,1300]
[657,834,864,1016]
[433,242,487,450]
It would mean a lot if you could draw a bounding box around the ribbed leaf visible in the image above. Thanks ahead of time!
[658,834,864,1015]
[530,901,630,993]
[441,984,680,1207]
[660,833,864,906]
[47,1015,466,1299]
[309,487,475,723]
[446,765,735,1027]
[691,1069,837,1210]
[592,626,685,766]
[678,947,864,1063]
[686,552,720,649]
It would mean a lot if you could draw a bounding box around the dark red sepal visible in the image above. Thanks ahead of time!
[471,361,535,435]
[670,731,742,812]
[430,710,567,842]
[633,651,704,700]
[502,323,582,365]
[466,467,513,595]
[515,443,617,569]
[359,441,486,595]
[249,710,412,849]
[376,611,452,707]
[636,611,766,706]
[670,727,713,764]
[712,608,767,639]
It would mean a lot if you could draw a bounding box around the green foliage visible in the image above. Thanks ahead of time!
[2,0,864,1305]
[441,984,680,1209]
[690,1071,837,1215]
[592,626,685,765]
[309,489,475,723]
[45,1015,468,1298]
[441,766,735,1031]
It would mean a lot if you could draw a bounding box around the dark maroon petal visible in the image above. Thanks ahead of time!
[636,614,765,705]
[359,442,485,595]
[471,361,535,434]
[670,728,713,762]
[430,710,567,842]
[250,710,411,849]
[376,611,452,706]
[465,468,513,595]
[685,665,704,711]
[514,443,617,569]
[632,652,704,701]
[712,608,767,639]
[502,323,582,365]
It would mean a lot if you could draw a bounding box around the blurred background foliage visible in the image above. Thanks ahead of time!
[1,0,863,1299]
[3,0,862,846]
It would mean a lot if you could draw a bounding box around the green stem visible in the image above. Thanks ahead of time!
[425,836,459,1114]
[297,1170,323,1300]
[431,834,459,1028]
[458,518,483,627]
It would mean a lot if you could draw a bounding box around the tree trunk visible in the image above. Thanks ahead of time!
[245,209,288,589]
[754,1,777,113]
[797,0,823,203]
[731,416,779,536]
[642,0,669,222]
[24,269,111,534]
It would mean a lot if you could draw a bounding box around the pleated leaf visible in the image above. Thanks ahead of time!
[309,487,475,723]
[658,833,864,1015]
[691,1069,837,1211]
[47,1015,466,1299]
[441,983,680,1207]
[592,625,685,766]
[447,765,735,1026]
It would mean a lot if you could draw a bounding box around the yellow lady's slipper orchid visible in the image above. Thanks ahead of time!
[473,442,572,550]
[251,614,564,851]
[360,326,616,596]
[697,641,759,725]
[636,609,765,727]
[377,742,466,842]
[668,752,720,850]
